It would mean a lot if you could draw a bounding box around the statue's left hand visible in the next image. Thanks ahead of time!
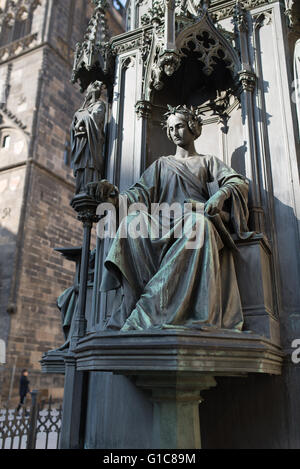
[204,190,228,216]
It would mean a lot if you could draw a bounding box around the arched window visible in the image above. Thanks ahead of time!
[0,15,13,46]
[0,127,27,168]
[12,18,26,41]
[13,6,31,41]
[0,5,33,46]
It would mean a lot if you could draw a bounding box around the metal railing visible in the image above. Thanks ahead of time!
[0,391,62,449]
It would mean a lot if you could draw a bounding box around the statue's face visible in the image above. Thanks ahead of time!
[167,113,194,147]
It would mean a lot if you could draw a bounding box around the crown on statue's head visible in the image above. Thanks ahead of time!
[163,104,203,140]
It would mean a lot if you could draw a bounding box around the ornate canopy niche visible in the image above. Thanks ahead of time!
[145,11,240,99]
[144,12,242,171]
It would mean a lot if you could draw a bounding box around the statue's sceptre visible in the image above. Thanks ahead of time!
[69,81,107,350]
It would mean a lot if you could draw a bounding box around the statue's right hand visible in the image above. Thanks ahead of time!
[86,180,119,204]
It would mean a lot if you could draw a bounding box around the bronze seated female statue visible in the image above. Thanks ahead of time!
[88,105,253,332]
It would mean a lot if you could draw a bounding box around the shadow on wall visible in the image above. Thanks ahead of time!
[199,372,289,449]
[0,225,16,343]
[231,144,246,176]
[0,225,16,404]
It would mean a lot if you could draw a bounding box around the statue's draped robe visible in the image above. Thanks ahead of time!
[101,155,252,331]
[56,250,95,348]
[57,287,78,341]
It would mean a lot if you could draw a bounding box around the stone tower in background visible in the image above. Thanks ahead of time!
[0,0,124,405]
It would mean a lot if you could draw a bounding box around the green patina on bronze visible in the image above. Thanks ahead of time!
[89,106,253,331]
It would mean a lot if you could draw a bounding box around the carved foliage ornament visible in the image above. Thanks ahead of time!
[141,0,271,25]
[141,0,212,26]
[0,0,40,27]
[211,0,271,22]
[141,0,165,26]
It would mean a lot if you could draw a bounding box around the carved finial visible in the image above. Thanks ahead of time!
[233,1,248,32]
[199,0,211,13]
[187,0,211,18]
[72,0,111,90]
[92,0,108,9]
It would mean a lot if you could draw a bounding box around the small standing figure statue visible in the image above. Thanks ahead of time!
[70,80,107,195]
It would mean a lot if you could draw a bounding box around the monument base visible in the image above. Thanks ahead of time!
[134,372,216,449]
[54,329,282,449]
[42,329,283,448]
[74,328,283,376]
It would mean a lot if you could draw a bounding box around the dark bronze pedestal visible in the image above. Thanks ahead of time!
[72,329,283,449]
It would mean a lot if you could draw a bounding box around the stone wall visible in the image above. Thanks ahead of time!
[0,0,124,405]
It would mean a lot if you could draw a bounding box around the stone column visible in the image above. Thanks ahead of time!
[135,100,152,172]
[59,194,99,449]
[60,355,87,449]
[70,194,99,348]
[135,372,217,449]
[164,0,176,50]
[234,4,265,232]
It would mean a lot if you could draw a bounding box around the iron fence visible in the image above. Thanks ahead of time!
[0,391,62,449]
[0,408,29,449]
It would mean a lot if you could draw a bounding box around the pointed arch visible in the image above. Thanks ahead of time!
[144,12,241,101]
[175,13,240,78]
